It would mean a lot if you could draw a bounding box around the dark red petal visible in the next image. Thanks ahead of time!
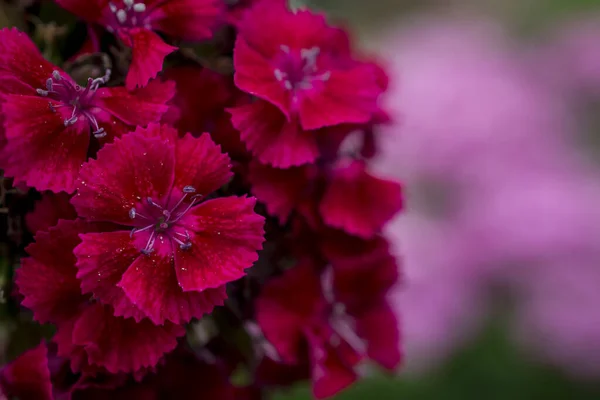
[72,132,175,225]
[25,192,77,234]
[354,302,402,371]
[71,303,185,373]
[248,162,313,223]
[162,66,233,134]
[121,28,177,91]
[299,64,383,130]
[95,79,175,126]
[149,0,221,41]
[233,37,290,118]
[320,160,403,238]
[174,196,264,291]
[229,101,318,168]
[16,220,89,324]
[53,0,105,23]
[118,254,228,324]
[0,343,52,400]
[256,261,323,363]
[173,133,232,196]
[75,231,147,322]
[309,336,359,400]
[0,28,57,91]
[0,95,90,193]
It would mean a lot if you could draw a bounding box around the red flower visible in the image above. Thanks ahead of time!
[71,124,265,324]
[0,28,174,193]
[0,343,53,400]
[233,1,382,131]
[256,254,400,399]
[25,191,77,234]
[16,220,185,375]
[55,0,222,90]
[249,159,403,238]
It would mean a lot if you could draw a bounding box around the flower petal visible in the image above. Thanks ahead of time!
[320,160,403,238]
[118,254,228,324]
[229,101,318,168]
[174,196,265,291]
[25,192,77,234]
[71,303,185,373]
[173,132,232,196]
[122,28,177,91]
[299,64,383,130]
[308,335,359,400]
[354,302,402,371]
[248,162,314,223]
[16,220,89,324]
[72,132,175,225]
[149,0,221,41]
[256,261,323,363]
[75,231,147,322]
[0,343,53,400]
[0,28,57,91]
[95,79,175,126]
[0,95,90,193]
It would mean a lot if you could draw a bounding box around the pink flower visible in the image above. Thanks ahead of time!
[0,343,53,400]
[70,123,265,324]
[0,28,174,193]
[15,220,185,375]
[229,1,384,167]
[54,0,222,90]
[256,241,400,399]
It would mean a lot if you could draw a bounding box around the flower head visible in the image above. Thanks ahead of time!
[55,0,222,89]
[15,220,185,375]
[70,123,265,324]
[0,28,174,193]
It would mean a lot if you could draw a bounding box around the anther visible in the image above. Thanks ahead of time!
[124,0,134,7]
[180,242,192,251]
[36,89,48,96]
[64,116,78,126]
[93,128,107,139]
[46,78,53,91]
[116,9,127,24]
[183,186,196,193]
[141,248,154,256]
[52,70,61,80]
[129,208,136,219]
[133,3,146,12]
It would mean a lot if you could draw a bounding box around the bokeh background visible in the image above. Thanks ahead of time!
[280,0,600,398]
[2,1,600,399]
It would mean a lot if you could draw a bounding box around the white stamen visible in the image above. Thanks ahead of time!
[109,3,117,12]
[133,3,146,12]
[274,69,285,82]
[284,81,293,91]
[52,70,61,80]
[116,9,127,24]
[123,0,134,7]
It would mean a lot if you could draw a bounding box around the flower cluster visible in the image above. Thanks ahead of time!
[0,0,403,399]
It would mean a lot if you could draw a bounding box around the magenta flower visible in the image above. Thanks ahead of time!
[249,159,403,238]
[54,0,221,90]
[0,28,174,193]
[0,343,53,400]
[70,123,265,324]
[229,1,384,167]
[256,236,400,399]
[16,220,185,375]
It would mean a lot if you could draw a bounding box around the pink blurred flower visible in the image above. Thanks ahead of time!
[375,15,600,377]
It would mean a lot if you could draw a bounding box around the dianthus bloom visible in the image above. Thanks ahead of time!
[0,28,174,193]
[54,0,221,90]
[256,233,401,399]
[70,123,265,324]
[16,220,186,374]
[229,1,384,167]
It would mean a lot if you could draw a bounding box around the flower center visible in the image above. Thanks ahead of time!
[273,45,331,92]
[129,186,201,255]
[106,0,149,31]
[36,70,111,138]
